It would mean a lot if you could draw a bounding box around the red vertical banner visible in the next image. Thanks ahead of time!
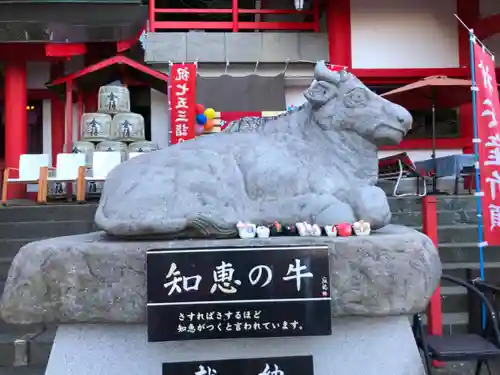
[473,42,500,245]
[169,63,197,145]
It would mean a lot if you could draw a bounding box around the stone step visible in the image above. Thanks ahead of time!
[409,224,480,244]
[422,312,469,335]
[0,221,96,240]
[440,286,467,315]
[28,328,56,368]
[0,257,13,281]
[0,325,54,367]
[438,243,500,263]
[388,195,478,213]
[0,239,42,259]
[441,263,500,287]
[0,204,97,223]
[391,210,478,226]
[0,366,46,375]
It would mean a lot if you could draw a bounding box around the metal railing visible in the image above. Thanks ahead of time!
[148,0,320,32]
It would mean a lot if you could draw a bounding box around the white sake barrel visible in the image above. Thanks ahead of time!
[80,113,112,142]
[98,85,130,114]
[72,141,95,165]
[128,141,159,153]
[96,141,128,161]
[111,113,145,142]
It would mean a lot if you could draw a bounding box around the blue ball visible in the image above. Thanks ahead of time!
[196,114,207,125]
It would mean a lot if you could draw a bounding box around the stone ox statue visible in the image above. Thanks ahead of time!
[95,61,412,239]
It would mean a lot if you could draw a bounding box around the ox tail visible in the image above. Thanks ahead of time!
[189,214,238,238]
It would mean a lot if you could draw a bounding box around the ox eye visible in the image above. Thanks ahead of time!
[344,88,368,108]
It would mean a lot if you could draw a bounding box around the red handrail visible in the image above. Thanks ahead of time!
[149,0,320,32]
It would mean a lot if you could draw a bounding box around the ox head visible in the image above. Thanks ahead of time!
[303,61,412,146]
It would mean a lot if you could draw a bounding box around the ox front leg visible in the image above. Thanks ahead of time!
[349,186,391,230]
[307,195,356,226]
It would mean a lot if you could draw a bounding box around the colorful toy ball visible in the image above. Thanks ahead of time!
[269,221,283,236]
[195,124,205,136]
[204,108,216,119]
[204,119,214,132]
[195,104,205,115]
[336,223,353,237]
[196,114,207,125]
[283,223,297,236]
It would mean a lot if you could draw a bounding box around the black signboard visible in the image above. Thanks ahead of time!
[147,245,331,342]
[163,355,313,375]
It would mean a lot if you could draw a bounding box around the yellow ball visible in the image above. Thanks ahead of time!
[204,108,216,119]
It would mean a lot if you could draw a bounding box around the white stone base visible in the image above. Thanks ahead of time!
[45,316,425,375]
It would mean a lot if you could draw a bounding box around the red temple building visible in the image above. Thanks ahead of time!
[1,0,500,199]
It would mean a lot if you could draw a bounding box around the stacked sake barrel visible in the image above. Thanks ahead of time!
[52,85,158,197]
[75,85,158,156]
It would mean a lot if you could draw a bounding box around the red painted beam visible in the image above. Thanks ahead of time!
[45,43,87,58]
[379,138,467,151]
[151,21,317,30]
[456,0,479,155]
[117,26,145,53]
[50,62,65,165]
[353,67,470,80]
[0,43,47,60]
[475,14,500,40]
[325,0,352,68]
[64,81,74,153]
[154,8,313,14]
[457,0,479,67]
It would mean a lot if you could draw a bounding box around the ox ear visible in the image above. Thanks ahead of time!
[303,81,337,108]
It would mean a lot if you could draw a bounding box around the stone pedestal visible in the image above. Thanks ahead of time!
[0,225,441,375]
[46,316,424,375]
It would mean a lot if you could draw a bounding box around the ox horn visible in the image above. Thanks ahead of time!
[314,60,344,85]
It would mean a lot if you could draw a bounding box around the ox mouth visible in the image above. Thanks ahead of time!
[377,123,406,136]
[373,123,406,146]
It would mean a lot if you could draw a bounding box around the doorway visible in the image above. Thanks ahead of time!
[0,100,44,167]
[129,86,151,141]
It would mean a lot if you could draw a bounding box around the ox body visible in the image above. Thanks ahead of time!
[95,62,412,238]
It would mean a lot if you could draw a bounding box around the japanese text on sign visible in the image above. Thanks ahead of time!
[146,246,332,342]
[170,64,196,145]
[176,309,304,336]
[194,363,286,375]
[162,355,314,375]
[472,40,500,244]
[163,258,315,296]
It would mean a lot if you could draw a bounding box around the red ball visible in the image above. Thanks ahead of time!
[195,104,205,115]
[336,223,353,237]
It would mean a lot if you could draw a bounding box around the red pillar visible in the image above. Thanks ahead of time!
[4,60,28,199]
[83,92,98,113]
[50,62,65,164]
[325,0,352,68]
[83,51,99,113]
[422,195,445,368]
